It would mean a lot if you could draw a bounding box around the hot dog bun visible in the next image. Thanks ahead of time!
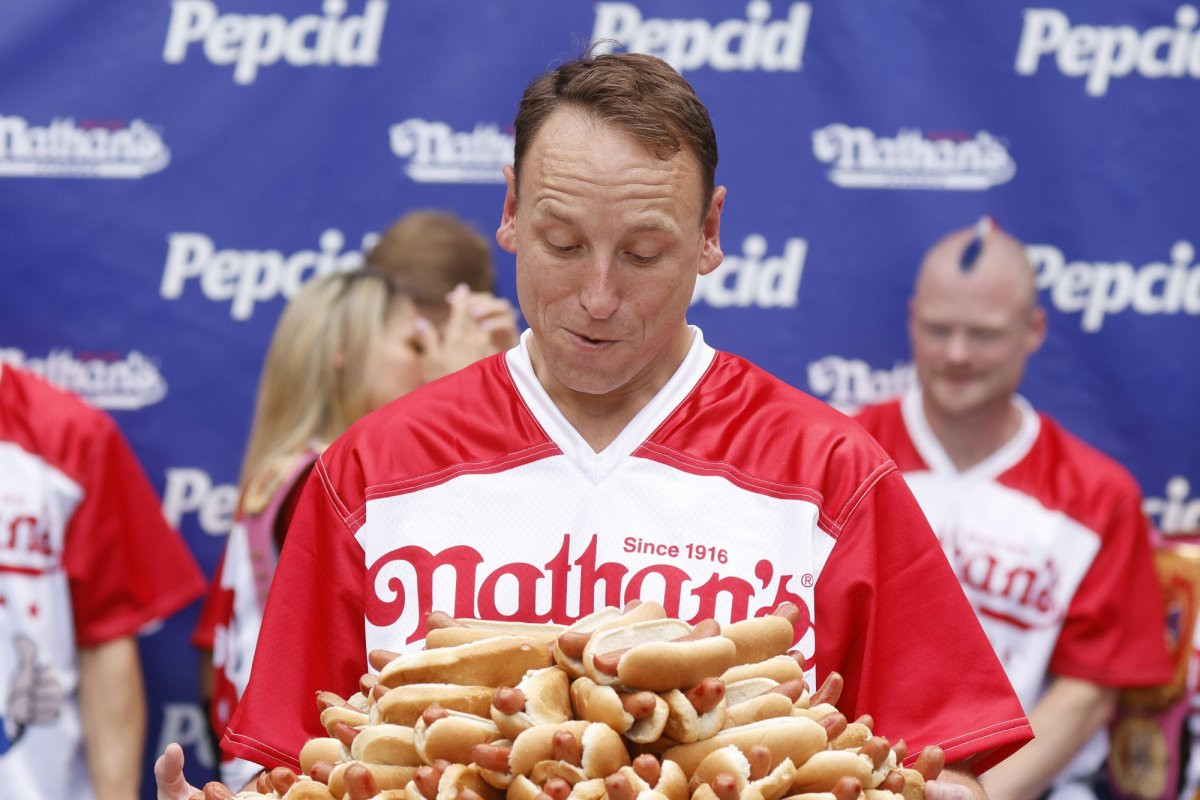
[425,618,566,649]
[509,721,629,779]
[554,602,668,679]
[664,717,827,777]
[721,615,796,668]
[491,666,572,740]
[379,636,552,688]
[584,620,737,691]
[414,710,502,765]
[371,684,495,726]
[299,737,344,775]
[349,723,420,766]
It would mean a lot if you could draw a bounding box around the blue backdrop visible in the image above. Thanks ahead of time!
[1,2,1197,796]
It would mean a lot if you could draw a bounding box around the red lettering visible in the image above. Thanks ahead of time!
[365,545,483,642]
[625,564,690,618]
[575,534,628,616]
[690,572,756,624]
[479,562,552,622]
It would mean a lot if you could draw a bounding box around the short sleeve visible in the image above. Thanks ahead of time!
[815,470,1033,773]
[1049,488,1172,686]
[223,459,368,772]
[63,414,206,647]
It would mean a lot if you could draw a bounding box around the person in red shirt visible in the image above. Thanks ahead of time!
[158,53,1033,800]
[0,363,206,799]
[855,218,1172,800]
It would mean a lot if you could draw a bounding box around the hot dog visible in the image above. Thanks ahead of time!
[663,716,828,778]
[722,679,798,728]
[472,720,630,781]
[789,735,893,794]
[378,636,553,689]
[371,683,496,726]
[326,761,419,799]
[414,710,503,765]
[583,619,736,691]
[569,676,669,744]
[280,779,340,800]
[490,666,573,740]
[720,654,806,686]
[401,762,499,800]
[553,602,668,679]
[348,722,421,766]
[299,737,345,775]
[689,744,797,800]
[719,604,800,669]
[661,681,727,743]
[425,613,567,649]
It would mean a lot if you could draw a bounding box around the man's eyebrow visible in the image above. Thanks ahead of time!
[532,202,573,224]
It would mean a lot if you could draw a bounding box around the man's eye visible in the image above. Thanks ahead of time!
[628,252,660,265]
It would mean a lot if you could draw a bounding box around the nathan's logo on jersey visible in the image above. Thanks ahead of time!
[0,507,61,575]
[691,235,806,309]
[944,532,1065,630]
[1145,475,1200,535]
[388,119,513,184]
[1027,240,1200,332]
[0,348,168,411]
[365,533,810,647]
[160,228,376,320]
[1016,6,1200,97]
[162,467,238,536]
[812,125,1015,191]
[806,356,915,414]
[162,0,387,85]
[591,1,811,73]
[0,116,169,179]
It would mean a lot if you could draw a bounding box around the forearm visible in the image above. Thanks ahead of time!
[79,636,146,800]
[927,763,988,800]
[981,677,1117,800]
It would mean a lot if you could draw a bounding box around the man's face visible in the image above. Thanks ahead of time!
[909,246,1045,421]
[496,108,724,401]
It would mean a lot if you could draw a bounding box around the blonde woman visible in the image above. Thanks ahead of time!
[192,268,502,789]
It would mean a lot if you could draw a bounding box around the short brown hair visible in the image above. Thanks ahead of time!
[366,210,495,308]
[512,51,719,218]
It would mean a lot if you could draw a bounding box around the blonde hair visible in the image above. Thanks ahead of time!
[238,269,409,498]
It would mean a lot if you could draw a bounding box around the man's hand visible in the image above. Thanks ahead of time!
[928,763,988,800]
[154,742,204,800]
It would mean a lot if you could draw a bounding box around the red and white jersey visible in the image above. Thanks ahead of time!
[856,390,1172,789]
[227,329,1031,775]
[0,364,205,800]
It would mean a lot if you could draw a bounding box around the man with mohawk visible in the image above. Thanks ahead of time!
[856,218,1172,800]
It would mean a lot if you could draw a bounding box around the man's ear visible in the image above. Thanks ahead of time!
[1027,306,1047,355]
[698,185,726,276]
[496,165,518,254]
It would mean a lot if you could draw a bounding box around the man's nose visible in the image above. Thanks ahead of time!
[579,257,620,320]
[945,330,971,362]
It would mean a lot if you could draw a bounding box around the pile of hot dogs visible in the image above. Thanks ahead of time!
[202,602,946,800]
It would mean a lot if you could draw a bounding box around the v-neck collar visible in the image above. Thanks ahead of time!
[901,385,1041,482]
[505,326,716,483]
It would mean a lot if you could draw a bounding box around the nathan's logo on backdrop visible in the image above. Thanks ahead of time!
[160,229,376,320]
[389,119,513,184]
[162,0,387,85]
[811,125,1015,190]
[162,468,237,536]
[1145,476,1200,535]
[1016,6,1200,97]
[0,348,167,410]
[1027,240,1200,332]
[807,356,915,414]
[591,1,811,73]
[0,116,169,179]
[691,235,806,308]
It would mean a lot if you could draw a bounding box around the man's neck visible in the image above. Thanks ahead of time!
[530,330,693,454]
[923,393,1023,473]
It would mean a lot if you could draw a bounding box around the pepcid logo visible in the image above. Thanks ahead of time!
[1027,240,1200,332]
[388,119,513,184]
[1016,6,1200,97]
[807,356,915,414]
[160,228,376,320]
[1144,476,1200,535]
[691,235,806,308]
[0,117,169,179]
[162,468,237,536]
[0,349,168,410]
[591,1,811,73]
[163,0,387,85]
[812,125,1015,190]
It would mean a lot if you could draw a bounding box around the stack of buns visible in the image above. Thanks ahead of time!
[200,602,945,800]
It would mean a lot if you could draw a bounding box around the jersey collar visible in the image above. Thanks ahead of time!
[901,385,1041,482]
[505,326,716,483]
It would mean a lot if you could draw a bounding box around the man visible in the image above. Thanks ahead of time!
[855,218,1172,800]
[0,361,206,799]
[158,53,1032,799]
